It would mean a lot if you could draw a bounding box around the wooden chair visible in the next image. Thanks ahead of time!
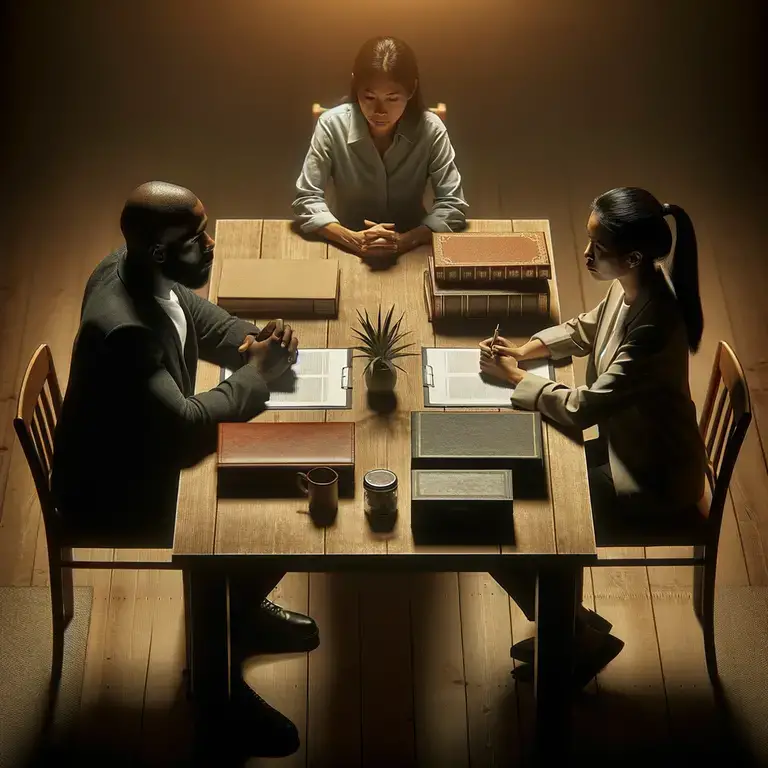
[591,340,752,683]
[13,344,182,688]
[312,101,447,123]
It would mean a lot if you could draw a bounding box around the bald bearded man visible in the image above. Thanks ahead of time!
[52,182,313,756]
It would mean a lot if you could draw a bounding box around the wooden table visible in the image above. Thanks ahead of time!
[174,218,597,761]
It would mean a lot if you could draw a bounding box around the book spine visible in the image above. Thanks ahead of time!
[432,293,549,319]
[434,264,551,284]
[219,298,316,315]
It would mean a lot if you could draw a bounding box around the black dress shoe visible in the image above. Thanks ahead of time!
[578,605,613,634]
[510,607,613,664]
[232,598,320,655]
[511,627,625,689]
[225,685,300,758]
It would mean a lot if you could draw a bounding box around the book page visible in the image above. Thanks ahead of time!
[221,348,350,409]
[423,347,551,407]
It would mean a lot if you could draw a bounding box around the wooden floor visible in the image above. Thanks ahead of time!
[2,1,767,765]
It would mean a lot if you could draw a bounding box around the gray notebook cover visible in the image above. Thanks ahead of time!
[410,411,542,463]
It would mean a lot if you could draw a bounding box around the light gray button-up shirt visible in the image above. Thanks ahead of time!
[292,102,468,235]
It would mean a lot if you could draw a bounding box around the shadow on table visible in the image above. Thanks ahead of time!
[432,313,555,340]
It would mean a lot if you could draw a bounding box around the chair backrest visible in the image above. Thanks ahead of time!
[698,341,752,535]
[13,344,63,531]
[312,102,447,124]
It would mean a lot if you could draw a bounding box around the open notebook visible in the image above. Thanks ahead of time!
[421,347,553,407]
[221,348,352,409]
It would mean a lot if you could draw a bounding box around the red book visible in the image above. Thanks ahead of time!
[432,231,551,283]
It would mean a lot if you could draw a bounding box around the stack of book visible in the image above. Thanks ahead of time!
[423,232,551,320]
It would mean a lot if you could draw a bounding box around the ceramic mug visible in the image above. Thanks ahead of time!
[297,466,339,526]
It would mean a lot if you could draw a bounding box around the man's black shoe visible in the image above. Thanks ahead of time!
[226,685,300,758]
[232,598,320,655]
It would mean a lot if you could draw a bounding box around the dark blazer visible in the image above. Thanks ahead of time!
[51,248,270,544]
[512,268,707,509]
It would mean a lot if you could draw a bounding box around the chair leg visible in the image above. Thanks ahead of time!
[696,549,719,685]
[61,566,75,627]
[49,565,67,688]
[693,545,705,623]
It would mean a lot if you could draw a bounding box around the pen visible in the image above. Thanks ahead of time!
[491,323,500,357]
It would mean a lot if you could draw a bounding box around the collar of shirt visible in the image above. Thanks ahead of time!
[346,102,420,146]
[623,266,671,327]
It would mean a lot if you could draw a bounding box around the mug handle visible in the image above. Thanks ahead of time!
[297,472,310,496]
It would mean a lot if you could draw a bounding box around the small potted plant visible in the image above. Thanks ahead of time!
[352,305,418,393]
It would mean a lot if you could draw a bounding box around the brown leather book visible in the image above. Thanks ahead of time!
[423,270,549,320]
[217,421,355,497]
[217,259,340,317]
[432,232,551,283]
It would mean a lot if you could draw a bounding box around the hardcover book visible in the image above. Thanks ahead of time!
[410,411,543,468]
[432,231,551,283]
[411,468,515,544]
[217,421,355,496]
[217,259,340,317]
[423,269,549,320]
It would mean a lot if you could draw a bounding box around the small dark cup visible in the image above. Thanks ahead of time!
[297,467,339,526]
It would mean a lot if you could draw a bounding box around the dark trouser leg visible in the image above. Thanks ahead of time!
[534,564,580,763]
[228,570,287,690]
[489,565,538,622]
[229,570,287,618]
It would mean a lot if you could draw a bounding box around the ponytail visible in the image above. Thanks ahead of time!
[664,203,704,353]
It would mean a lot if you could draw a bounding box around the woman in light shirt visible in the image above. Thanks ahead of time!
[480,187,707,687]
[292,36,468,259]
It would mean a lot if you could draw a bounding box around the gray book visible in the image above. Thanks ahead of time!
[411,468,515,544]
[410,411,542,469]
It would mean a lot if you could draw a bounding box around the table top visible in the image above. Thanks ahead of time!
[173,219,596,570]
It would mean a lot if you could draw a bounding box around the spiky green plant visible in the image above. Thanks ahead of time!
[351,305,418,375]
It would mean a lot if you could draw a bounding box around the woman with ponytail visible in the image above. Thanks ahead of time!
[479,187,707,688]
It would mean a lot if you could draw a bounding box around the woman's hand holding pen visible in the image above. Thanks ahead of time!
[479,337,549,362]
[479,335,524,361]
[478,336,551,385]
[479,337,523,384]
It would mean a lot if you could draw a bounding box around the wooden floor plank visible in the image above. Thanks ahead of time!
[359,572,415,768]
[458,572,520,767]
[0,250,34,524]
[306,572,361,768]
[140,569,191,767]
[88,552,156,760]
[410,573,469,768]
[588,557,670,753]
[74,555,114,755]
[647,557,736,757]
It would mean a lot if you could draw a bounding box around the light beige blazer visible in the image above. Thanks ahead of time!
[511,268,706,508]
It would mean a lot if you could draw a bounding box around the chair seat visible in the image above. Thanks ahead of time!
[593,502,710,548]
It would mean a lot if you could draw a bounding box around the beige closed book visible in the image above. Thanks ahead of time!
[217,259,340,317]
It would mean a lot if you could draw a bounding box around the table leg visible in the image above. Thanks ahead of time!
[533,563,579,762]
[187,569,229,704]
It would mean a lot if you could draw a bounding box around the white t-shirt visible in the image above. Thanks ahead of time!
[597,299,630,371]
[155,290,188,351]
